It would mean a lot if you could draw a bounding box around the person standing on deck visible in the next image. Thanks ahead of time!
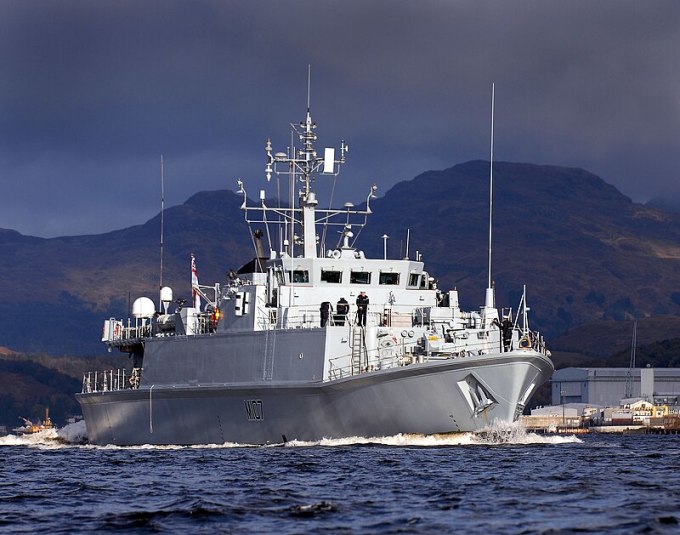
[320,301,332,327]
[335,297,349,326]
[356,291,369,327]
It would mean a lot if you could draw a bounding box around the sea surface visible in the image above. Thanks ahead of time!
[1,423,679,534]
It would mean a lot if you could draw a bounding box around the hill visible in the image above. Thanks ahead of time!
[1,160,680,355]
[361,161,680,340]
[4,160,680,426]
[0,353,120,429]
[0,190,253,354]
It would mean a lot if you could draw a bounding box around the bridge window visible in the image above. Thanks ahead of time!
[350,271,371,284]
[379,272,400,285]
[408,273,420,287]
[291,270,309,283]
[321,270,342,283]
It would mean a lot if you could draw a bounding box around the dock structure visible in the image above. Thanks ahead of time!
[522,405,680,434]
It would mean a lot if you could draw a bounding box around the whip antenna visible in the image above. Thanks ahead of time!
[159,154,165,309]
[488,83,495,290]
[485,83,495,308]
[307,64,311,110]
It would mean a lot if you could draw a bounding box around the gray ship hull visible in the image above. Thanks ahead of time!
[78,350,553,445]
[79,103,555,446]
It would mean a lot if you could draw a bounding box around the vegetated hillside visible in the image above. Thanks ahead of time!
[647,192,680,214]
[2,160,680,355]
[361,161,680,338]
[549,316,680,360]
[0,353,121,429]
[0,190,254,354]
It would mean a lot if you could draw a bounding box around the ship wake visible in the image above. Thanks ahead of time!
[0,420,88,448]
[1,420,581,449]
[284,421,583,447]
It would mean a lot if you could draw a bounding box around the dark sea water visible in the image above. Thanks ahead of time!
[1,424,679,534]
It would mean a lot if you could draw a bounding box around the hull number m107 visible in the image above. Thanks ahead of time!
[244,399,264,421]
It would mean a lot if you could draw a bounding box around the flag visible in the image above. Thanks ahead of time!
[191,253,201,311]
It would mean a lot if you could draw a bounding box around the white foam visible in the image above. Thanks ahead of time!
[284,421,583,448]
[470,419,584,445]
[57,420,89,444]
[0,420,88,448]
[0,428,60,447]
[0,419,582,449]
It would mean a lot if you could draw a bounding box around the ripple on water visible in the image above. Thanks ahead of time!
[3,426,680,534]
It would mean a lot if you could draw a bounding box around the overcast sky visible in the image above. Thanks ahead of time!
[1,1,679,237]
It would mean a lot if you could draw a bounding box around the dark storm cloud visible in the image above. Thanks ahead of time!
[1,0,679,236]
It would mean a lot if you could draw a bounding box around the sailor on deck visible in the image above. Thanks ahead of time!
[356,291,369,327]
[335,297,349,326]
[320,301,332,327]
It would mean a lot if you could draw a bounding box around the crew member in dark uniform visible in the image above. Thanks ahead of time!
[356,291,369,327]
[501,316,513,352]
[335,297,349,326]
[320,301,332,327]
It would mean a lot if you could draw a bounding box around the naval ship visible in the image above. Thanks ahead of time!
[77,103,554,445]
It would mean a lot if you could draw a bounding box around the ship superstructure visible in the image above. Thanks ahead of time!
[77,102,553,446]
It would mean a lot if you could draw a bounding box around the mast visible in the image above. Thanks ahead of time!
[300,105,319,258]
[159,154,165,309]
[239,77,377,261]
[485,83,495,309]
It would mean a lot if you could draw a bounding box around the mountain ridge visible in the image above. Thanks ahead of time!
[2,159,680,354]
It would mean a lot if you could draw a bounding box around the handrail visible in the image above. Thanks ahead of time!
[81,368,142,393]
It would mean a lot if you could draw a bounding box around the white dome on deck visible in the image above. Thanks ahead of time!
[132,297,156,319]
[160,286,173,303]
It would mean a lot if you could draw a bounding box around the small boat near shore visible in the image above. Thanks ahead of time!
[13,408,54,435]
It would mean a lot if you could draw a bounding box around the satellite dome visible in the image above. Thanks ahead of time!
[132,297,156,319]
[160,286,173,303]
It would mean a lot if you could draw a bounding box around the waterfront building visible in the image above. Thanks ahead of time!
[551,367,680,408]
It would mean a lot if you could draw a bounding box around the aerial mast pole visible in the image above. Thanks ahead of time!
[299,65,318,258]
[258,67,349,259]
[159,154,165,310]
[485,83,495,309]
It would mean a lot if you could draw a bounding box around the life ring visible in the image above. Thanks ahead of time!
[519,336,532,349]
[379,338,396,349]
[114,324,121,338]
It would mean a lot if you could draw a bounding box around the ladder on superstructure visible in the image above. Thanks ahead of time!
[263,328,275,381]
[351,326,366,375]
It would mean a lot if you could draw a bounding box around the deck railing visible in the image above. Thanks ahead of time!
[81,368,142,393]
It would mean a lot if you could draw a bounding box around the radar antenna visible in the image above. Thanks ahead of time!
[240,75,377,260]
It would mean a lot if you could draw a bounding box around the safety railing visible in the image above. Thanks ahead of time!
[326,339,422,381]
[81,368,143,393]
[514,329,550,356]
[275,306,385,330]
